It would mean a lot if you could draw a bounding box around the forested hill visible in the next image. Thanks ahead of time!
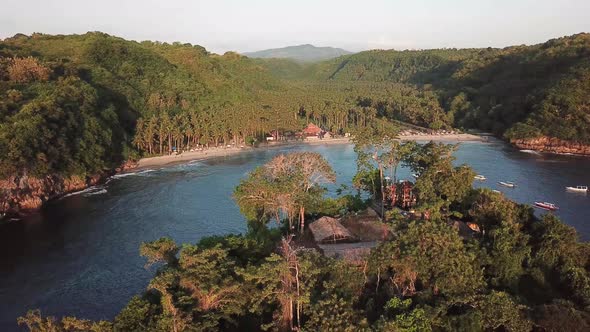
[0,32,285,179]
[243,44,352,62]
[2,32,407,217]
[2,32,590,215]
[263,33,590,143]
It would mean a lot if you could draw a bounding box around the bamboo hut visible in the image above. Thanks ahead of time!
[309,216,355,244]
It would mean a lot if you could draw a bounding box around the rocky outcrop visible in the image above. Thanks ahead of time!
[0,159,141,217]
[0,173,109,216]
[511,137,590,156]
[116,160,139,172]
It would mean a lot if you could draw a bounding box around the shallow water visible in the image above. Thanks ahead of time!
[1,140,589,330]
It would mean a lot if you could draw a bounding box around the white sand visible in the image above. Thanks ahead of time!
[134,134,482,170]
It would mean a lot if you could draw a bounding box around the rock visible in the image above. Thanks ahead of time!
[511,136,590,156]
[115,160,139,172]
[0,160,134,216]
[0,174,94,215]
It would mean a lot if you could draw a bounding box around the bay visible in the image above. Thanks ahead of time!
[1,139,589,330]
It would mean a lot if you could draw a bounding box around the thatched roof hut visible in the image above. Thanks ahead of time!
[309,216,355,244]
[319,242,376,265]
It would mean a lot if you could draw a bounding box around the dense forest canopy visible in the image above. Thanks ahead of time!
[0,33,424,179]
[1,32,589,181]
[266,33,590,141]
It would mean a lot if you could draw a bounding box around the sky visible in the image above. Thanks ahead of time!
[2,0,590,54]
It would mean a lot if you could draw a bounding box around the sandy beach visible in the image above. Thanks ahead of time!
[399,133,483,142]
[135,134,482,170]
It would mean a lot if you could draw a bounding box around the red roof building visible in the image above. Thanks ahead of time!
[303,123,322,137]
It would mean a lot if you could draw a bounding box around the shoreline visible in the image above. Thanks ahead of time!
[134,133,483,170]
[0,134,482,220]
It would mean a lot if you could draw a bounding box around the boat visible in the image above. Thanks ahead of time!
[534,202,559,211]
[566,185,588,193]
[498,181,516,188]
[492,190,501,194]
[474,175,486,181]
[412,173,419,179]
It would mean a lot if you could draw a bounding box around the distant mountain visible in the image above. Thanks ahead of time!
[243,44,353,62]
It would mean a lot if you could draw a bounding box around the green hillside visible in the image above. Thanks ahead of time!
[2,32,589,181]
[259,34,590,142]
[0,33,397,180]
[243,44,352,62]
[0,32,284,178]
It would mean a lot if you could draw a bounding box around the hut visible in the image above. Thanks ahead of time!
[309,216,355,244]
[302,123,322,137]
[318,242,375,265]
[320,131,333,139]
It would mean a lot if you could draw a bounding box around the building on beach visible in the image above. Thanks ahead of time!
[302,123,322,137]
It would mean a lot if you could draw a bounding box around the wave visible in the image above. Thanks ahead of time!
[62,186,105,198]
[111,169,154,179]
[519,149,541,155]
[82,188,107,196]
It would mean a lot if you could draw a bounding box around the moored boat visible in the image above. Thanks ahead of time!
[534,202,559,211]
[499,181,516,188]
[474,175,486,181]
[566,185,588,193]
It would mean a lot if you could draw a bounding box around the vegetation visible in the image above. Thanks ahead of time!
[4,31,590,330]
[19,145,590,331]
[261,33,590,143]
[243,44,352,63]
[0,33,432,181]
[2,32,590,181]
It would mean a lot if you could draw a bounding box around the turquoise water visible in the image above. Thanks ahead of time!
[1,140,589,330]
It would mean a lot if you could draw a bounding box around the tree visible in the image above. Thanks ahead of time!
[7,57,50,83]
[17,310,112,332]
[241,237,321,331]
[468,190,533,289]
[140,237,179,267]
[477,291,532,332]
[405,142,474,217]
[375,298,432,332]
[234,152,335,233]
[370,220,484,298]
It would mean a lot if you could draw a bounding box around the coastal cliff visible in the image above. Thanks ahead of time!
[0,161,138,217]
[511,137,590,156]
[0,174,104,216]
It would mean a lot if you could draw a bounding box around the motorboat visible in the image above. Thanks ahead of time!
[412,173,419,179]
[534,202,559,211]
[492,190,501,194]
[498,181,516,188]
[566,185,588,193]
[474,175,486,181]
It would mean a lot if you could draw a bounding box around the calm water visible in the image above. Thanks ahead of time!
[1,140,589,330]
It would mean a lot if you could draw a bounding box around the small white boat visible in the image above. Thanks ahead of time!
[492,190,501,194]
[474,175,486,181]
[534,202,559,211]
[499,181,516,188]
[566,185,588,193]
[412,173,419,179]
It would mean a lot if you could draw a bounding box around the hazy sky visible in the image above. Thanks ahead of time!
[2,0,589,54]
